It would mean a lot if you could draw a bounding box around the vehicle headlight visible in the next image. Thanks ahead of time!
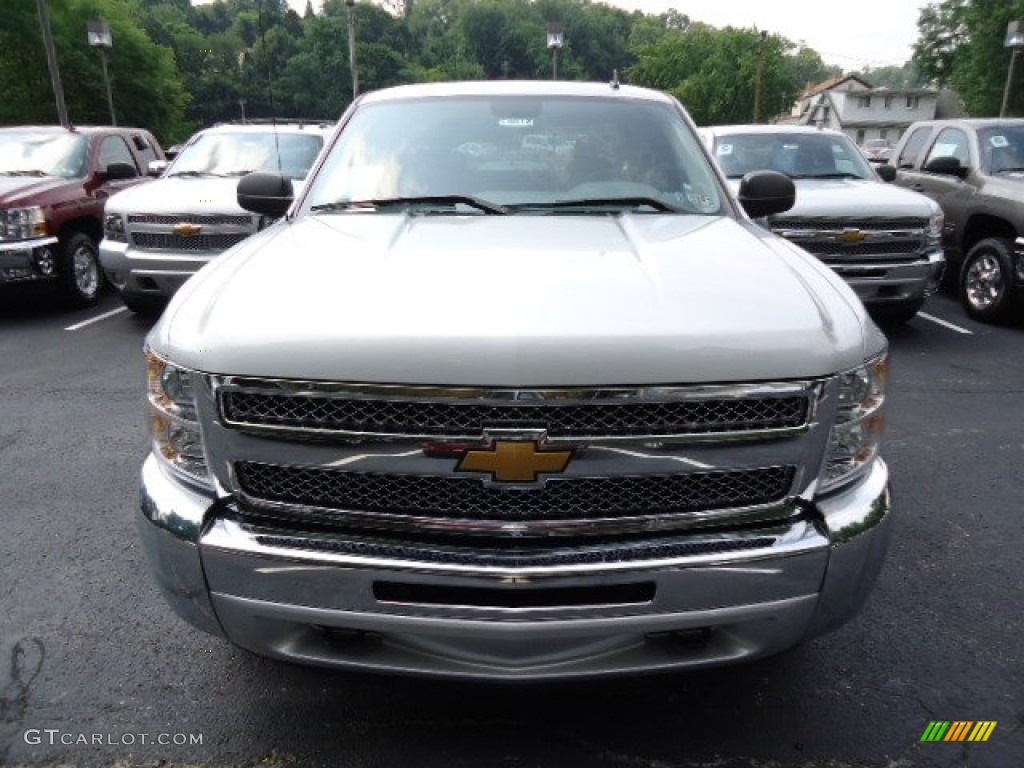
[1,206,48,241]
[926,211,943,248]
[819,351,888,494]
[146,348,211,488]
[104,212,127,242]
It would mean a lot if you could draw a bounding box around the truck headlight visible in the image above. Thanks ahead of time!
[820,351,888,494]
[1,206,48,241]
[146,348,211,488]
[926,212,943,249]
[104,212,127,242]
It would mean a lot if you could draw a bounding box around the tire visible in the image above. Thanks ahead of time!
[870,298,925,326]
[120,292,166,317]
[959,237,1019,323]
[57,232,103,307]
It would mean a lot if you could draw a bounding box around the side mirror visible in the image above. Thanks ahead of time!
[147,160,169,177]
[923,155,968,179]
[99,162,139,182]
[737,170,795,219]
[876,164,897,183]
[238,172,294,218]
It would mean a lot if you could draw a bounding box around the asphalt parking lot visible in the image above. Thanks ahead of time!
[0,286,1021,768]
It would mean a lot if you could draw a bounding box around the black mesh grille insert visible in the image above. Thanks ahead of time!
[131,232,250,251]
[235,462,795,522]
[222,391,809,437]
[771,217,928,231]
[128,213,252,226]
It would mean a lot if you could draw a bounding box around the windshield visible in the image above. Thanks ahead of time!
[0,131,87,178]
[978,126,1024,175]
[713,131,875,180]
[303,95,723,215]
[169,131,324,179]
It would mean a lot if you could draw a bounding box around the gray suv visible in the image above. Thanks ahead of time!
[100,121,331,314]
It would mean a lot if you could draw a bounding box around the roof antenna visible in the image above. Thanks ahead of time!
[257,0,283,177]
[610,69,620,90]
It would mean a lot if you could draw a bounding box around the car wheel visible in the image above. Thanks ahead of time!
[960,237,1018,323]
[57,233,104,306]
[120,292,166,317]
[870,298,925,326]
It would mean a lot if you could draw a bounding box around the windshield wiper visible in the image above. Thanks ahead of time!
[310,195,508,215]
[506,197,682,213]
[789,172,864,180]
[994,166,1024,174]
[167,170,228,178]
[0,169,48,177]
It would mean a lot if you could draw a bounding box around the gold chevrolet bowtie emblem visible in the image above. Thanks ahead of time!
[456,440,573,483]
[173,222,202,236]
[838,228,866,244]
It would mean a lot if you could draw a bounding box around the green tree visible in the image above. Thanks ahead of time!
[914,0,1024,115]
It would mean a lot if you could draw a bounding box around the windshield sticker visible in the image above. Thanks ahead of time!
[989,135,1009,148]
[499,118,534,128]
[717,143,733,156]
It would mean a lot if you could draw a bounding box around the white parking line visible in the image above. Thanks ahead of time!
[918,312,973,335]
[64,306,128,331]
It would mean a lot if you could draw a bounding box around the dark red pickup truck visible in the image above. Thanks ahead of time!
[0,125,163,305]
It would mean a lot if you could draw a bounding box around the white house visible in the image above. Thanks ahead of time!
[781,75,941,146]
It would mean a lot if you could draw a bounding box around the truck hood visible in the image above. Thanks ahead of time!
[727,177,939,219]
[0,175,78,206]
[151,213,874,386]
[104,176,254,215]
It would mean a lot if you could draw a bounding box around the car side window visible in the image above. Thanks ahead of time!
[98,135,138,172]
[132,134,158,165]
[923,127,969,169]
[896,127,931,169]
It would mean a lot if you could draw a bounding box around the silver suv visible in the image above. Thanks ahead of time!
[100,121,331,314]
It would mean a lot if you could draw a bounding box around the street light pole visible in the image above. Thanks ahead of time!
[35,0,69,127]
[88,20,115,125]
[546,22,563,81]
[346,0,359,99]
[1001,21,1024,118]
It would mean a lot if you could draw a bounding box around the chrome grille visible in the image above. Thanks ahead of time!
[128,213,252,226]
[221,391,809,438]
[235,461,795,523]
[131,232,250,251]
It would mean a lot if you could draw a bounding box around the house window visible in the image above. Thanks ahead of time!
[859,95,872,108]
[906,95,920,109]
[884,94,893,109]
[856,129,866,144]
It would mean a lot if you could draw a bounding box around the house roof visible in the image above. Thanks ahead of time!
[800,74,873,99]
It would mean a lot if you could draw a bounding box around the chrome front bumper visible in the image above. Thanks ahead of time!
[829,249,945,306]
[138,454,891,680]
[99,239,217,299]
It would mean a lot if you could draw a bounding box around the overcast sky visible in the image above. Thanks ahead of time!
[272,0,930,72]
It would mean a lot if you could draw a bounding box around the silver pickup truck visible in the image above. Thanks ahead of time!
[702,125,945,324]
[138,81,891,680]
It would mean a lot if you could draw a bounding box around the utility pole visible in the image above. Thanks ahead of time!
[35,0,69,127]
[346,0,359,99]
[753,30,767,124]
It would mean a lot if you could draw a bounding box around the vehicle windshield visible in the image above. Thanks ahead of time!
[713,132,875,180]
[864,139,890,149]
[0,131,88,178]
[303,95,723,215]
[978,125,1024,175]
[169,131,324,179]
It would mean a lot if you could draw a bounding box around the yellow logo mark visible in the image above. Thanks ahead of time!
[173,222,202,236]
[456,440,572,483]
[838,228,867,244]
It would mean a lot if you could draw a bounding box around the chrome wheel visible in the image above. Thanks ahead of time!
[72,243,100,299]
[964,252,1003,311]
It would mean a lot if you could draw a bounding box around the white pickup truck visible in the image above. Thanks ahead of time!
[138,81,891,680]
